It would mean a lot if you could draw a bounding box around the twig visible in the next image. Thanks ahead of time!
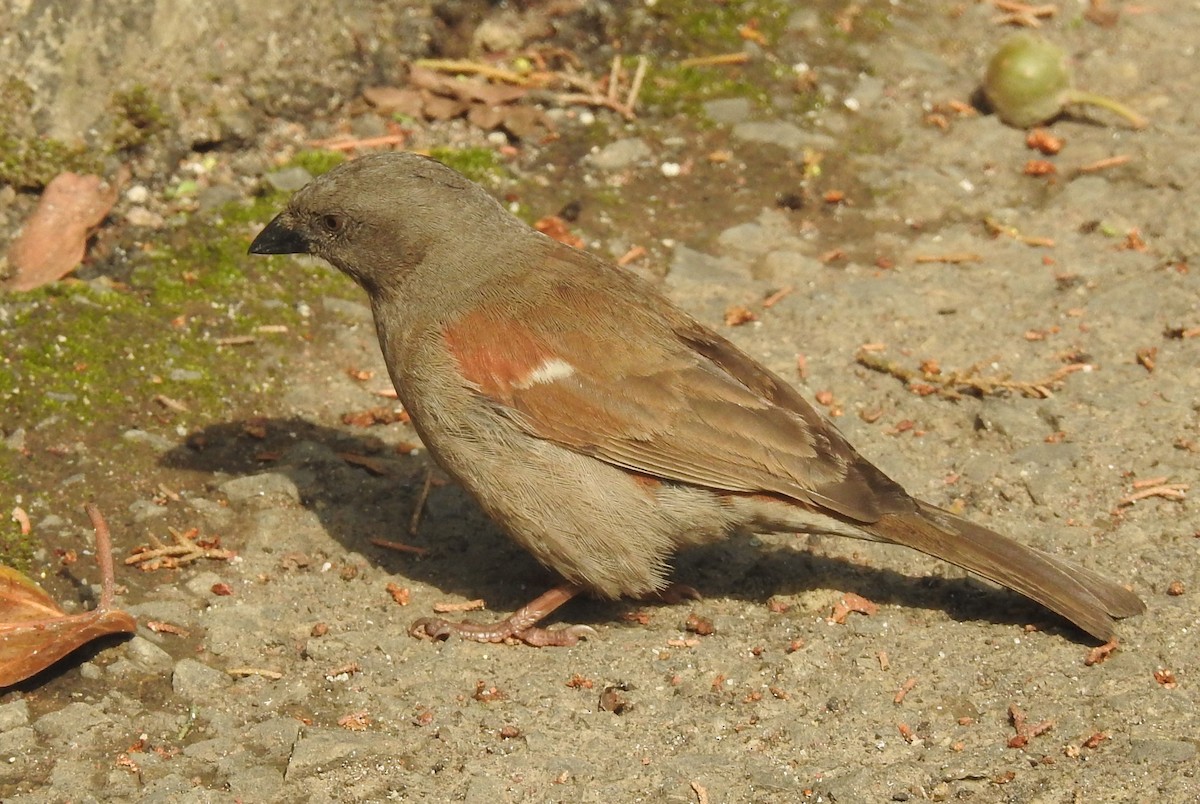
[606,55,621,104]
[679,53,751,68]
[84,503,118,608]
[894,676,919,705]
[369,537,430,557]
[984,216,1056,247]
[762,286,795,308]
[1117,483,1188,506]
[913,252,983,265]
[307,134,409,152]
[412,58,532,86]
[227,667,284,680]
[1073,154,1132,175]
[626,55,649,112]
[432,598,486,613]
[990,0,1057,27]
[125,526,235,570]
[409,468,434,536]
[856,351,1087,400]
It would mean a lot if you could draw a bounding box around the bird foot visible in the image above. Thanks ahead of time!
[408,584,593,647]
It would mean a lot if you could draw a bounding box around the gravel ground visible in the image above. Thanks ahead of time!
[1,2,1197,802]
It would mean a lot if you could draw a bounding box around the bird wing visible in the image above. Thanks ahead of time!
[440,262,910,523]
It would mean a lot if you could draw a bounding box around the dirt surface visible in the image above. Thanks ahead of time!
[1,1,1198,802]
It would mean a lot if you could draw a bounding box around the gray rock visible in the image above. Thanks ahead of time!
[227,765,286,801]
[186,497,235,529]
[245,717,302,762]
[122,428,177,452]
[1128,738,1197,764]
[172,658,231,699]
[129,498,169,522]
[32,702,112,744]
[586,138,652,170]
[702,97,753,125]
[0,727,36,785]
[265,166,314,193]
[284,729,403,780]
[197,184,242,212]
[2,427,26,452]
[731,120,836,152]
[183,570,226,597]
[218,472,300,505]
[46,756,106,796]
[0,699,29,732]
[668,245,750,284]
[717,209,807,258]
[321,296,372,322]
[123,635,175,673]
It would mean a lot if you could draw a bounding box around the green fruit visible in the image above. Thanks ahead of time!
[982,33,1147,130]
[984,33,1071,128]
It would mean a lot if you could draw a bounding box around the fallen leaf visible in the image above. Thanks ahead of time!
[6,171,123,292]
[362,86,426,117]
[0,504,136,687]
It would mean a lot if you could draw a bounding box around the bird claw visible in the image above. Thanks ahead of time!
[520,623,598,647]
[409,617,455,641]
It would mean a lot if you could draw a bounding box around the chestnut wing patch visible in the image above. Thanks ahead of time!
[441,303,905,522]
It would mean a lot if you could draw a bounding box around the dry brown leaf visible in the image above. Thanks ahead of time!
[456,81,528,106]
[362,86,426,117]
[423,94,469,121]
[0,505,136,687]
[6,172,122,292]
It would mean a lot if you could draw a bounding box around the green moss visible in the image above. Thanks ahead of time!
[0,533,36,573]
[0,78,101,188]
[289,149,346,177]
[0,193,353,428]
[111,85,170,151]
[427,146,505,184]
[650,0,789,50]
[824,6,894,40]
[641,64,771,115]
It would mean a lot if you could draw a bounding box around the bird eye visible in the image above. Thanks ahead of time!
[320,214,343,234]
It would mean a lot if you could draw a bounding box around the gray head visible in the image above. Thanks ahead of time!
[248,152,521,294]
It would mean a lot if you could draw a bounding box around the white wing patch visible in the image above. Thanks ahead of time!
[513,357,576,389]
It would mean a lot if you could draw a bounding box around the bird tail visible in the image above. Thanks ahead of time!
[863,500,1144,641]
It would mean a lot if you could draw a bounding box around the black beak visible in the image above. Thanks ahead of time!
[248,213,311,255]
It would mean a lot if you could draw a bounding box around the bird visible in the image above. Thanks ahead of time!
[249,152,1144,647]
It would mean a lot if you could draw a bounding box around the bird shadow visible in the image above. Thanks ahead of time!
[161,417,1093,643]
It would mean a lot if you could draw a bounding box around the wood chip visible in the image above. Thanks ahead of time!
[432,598,486,613]
[227,667,283,680]
[894,676,918,704]
[830,592,878,623]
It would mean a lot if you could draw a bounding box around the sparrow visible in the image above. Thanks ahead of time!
[249,152,1144,646]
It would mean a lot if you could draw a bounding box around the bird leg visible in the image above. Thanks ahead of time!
[409,584,596,647]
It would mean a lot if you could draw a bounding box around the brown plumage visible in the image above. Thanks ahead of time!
[249,152,1144,646]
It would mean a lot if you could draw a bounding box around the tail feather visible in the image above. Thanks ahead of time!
[864,500,1145,641]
